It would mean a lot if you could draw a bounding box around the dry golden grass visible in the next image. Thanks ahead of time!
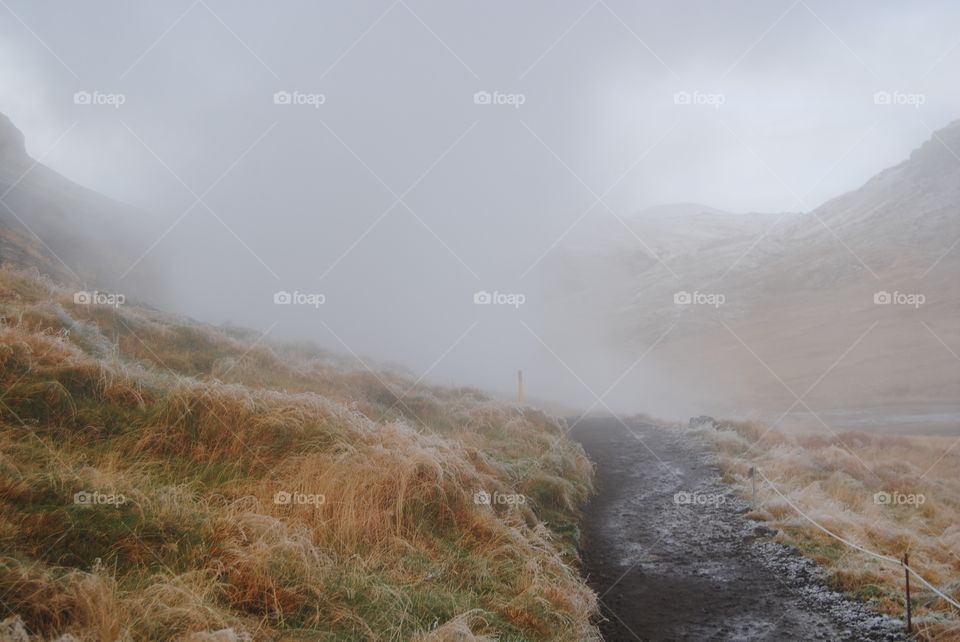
[705,419,960,641]
[0,266,599,641]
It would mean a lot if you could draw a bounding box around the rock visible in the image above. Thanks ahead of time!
[0,114,26,159]
[689,415,717,429]
[0,617,29,642]
[183,629,252,642]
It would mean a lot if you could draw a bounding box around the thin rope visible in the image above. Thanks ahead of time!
[755,467,960,611]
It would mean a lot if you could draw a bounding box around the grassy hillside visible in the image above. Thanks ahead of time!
[706,420,960,640]
[0,267,599,641]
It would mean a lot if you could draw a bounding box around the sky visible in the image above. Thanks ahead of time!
[2,0,959,410]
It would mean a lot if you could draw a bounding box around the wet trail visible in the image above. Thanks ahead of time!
[570,416,907,642]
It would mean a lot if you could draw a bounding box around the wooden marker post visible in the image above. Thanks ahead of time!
[904,553,912,634]
[517,370,524,405]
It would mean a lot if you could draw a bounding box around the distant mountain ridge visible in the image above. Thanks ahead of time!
[545,120,960,425]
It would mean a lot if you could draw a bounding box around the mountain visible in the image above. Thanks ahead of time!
[0,116,599,641]
[545,121,960,429]
[0,113,160,297]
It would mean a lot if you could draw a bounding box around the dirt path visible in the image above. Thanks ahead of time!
[570,416,907,642]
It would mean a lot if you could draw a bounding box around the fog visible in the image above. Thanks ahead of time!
[3,0,960,415]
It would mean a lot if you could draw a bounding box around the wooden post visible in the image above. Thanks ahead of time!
[517,370,524,405]
[904,553,912,634]
[749,466,757,505]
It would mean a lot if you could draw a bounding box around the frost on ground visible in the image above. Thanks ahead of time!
[572,417,907,642]
[704,417,960,640]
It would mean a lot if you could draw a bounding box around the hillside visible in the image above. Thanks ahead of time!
[546,121,960,427]
[0,114,160,297]
[0,266,598,641]
[0,112,600,640]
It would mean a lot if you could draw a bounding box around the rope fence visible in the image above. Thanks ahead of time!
[753,466,960,618]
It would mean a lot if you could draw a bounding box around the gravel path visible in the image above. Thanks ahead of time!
[570,416,908,642]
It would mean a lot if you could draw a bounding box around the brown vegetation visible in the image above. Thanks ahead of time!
[706,420,960,640]
[0,267,599,641]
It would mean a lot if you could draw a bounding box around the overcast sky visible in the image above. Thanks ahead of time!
[2,0,959,409]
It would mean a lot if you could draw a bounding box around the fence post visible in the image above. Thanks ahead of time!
[517,370,524,405]
[904,552,912,634]
[749,466,756,505]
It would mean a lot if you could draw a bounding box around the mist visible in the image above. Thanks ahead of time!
[4,0,960,415]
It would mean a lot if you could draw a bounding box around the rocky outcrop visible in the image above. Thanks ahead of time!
[0,113,27,159]
[0,112,164,299]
